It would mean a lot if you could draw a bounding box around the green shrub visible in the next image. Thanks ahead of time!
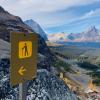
[52,58,71,71]
[77,62,99,71]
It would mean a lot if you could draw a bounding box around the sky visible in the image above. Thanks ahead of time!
[0,0,100,34]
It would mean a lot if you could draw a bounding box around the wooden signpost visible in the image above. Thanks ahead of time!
[10,32,38,100]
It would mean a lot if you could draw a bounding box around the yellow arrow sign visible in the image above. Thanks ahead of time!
[18,66,26,76]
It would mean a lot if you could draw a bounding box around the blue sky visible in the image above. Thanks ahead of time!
[0,0,100,34]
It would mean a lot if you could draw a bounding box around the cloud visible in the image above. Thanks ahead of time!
[0,0,100,30]
[0,0,100,15]
[62,8,100,27]
[44,7,100,33]
[81,8,100,19]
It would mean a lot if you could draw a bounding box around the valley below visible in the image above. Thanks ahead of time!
[48,43,100,100]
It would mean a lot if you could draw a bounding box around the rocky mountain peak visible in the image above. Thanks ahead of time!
[0,6,5,12]
[25,19,35,24]
[86,26,98,33]
[25,19,48,40]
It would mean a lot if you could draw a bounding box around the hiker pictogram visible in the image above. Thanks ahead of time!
[22,43,28,56]
[19,41,32,58]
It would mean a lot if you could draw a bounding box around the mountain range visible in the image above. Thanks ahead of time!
[48,26,100,42]
[25,19,48,40]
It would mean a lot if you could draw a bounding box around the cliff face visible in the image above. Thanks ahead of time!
[0,6,77,100]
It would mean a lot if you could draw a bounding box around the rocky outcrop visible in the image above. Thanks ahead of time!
[27,69,77,100]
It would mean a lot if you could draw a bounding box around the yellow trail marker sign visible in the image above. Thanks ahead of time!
[10,32,38,86]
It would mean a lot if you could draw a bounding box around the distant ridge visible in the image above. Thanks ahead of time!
[48,26,100,42]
